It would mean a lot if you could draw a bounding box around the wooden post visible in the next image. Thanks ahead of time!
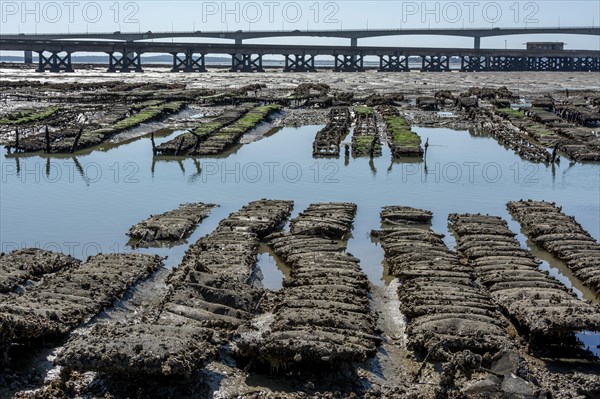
[15,127,19,151]
[70,127,83,153]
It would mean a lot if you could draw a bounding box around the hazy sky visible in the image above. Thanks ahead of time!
[1,0,599,49]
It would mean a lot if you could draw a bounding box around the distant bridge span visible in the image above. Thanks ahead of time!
[2,26,600,49]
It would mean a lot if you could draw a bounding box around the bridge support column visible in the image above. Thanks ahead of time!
[378,54,409,72]
[550,57,573,71]
[334,54,364,72]
[36,51,74,73]
[421,55,450,72]
[528,57,552,71]
[230,54,264,72]
[24,50,33,64]
[107,51,143,72]
[460,55,486,72]
[171,50,206,72]
[474,37,481,50]
[573,57,600,72]
[283,54,316,72]
[488,56,527,71]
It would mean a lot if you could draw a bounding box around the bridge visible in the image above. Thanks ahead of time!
[1,26,599,73]
[3,26,600,49]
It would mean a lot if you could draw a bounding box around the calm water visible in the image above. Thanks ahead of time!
[1,123,599,351]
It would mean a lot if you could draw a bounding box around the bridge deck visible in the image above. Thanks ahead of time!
[1,26,599,42]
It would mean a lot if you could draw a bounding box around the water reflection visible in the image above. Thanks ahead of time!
[255,244,291,291]
[2,125,599,294]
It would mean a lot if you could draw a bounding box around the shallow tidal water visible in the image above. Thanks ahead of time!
[1,122,599,353]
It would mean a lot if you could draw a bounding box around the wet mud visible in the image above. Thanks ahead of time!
[1,253,163,368]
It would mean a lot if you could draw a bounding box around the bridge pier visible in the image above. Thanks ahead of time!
[230,54,264,72]
[171,50,206,72]
[421,55,450,72]
[488,56,527,71]
[460,55,485,72]
[572,56,600,71]
[527,56,567,71]
[24,50,33,64]
[107,51,143,72]
[283,54,316,72]
[36,51,74,73]
[334,54,365,72]
[474,37,481,50]
[378,54,409,72]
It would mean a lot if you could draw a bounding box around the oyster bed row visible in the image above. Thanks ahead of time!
[449,213,600,345]
[373,209,512,357]
[312,107,351,157]
[1,253,163,368]
[57,199,294,379]
[155,104,281,156]
[469,91,600,163]
[508,200,600,295]
[1,198,600,397]
[379,105,424,158]
[238,202,381,369]
[127,202,217,247]
[0,249,80,294]
[1,81,598,165]
[154,103,257,156]
[351,107,382,158]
